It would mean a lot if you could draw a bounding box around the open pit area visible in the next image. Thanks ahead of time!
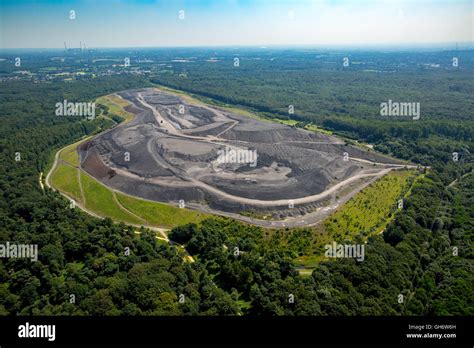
[79,88,408,227]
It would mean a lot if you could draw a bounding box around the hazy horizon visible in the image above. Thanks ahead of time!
[0,42,472,52]
[1,0,472,49]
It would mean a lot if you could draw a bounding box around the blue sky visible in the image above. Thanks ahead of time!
[0,0,472,48]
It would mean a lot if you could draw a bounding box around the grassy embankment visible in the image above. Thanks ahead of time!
[291,169,418,273]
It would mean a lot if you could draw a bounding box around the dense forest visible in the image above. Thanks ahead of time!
[0,49,473,315]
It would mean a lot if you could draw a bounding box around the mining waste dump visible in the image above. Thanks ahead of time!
[80,88,406,227]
